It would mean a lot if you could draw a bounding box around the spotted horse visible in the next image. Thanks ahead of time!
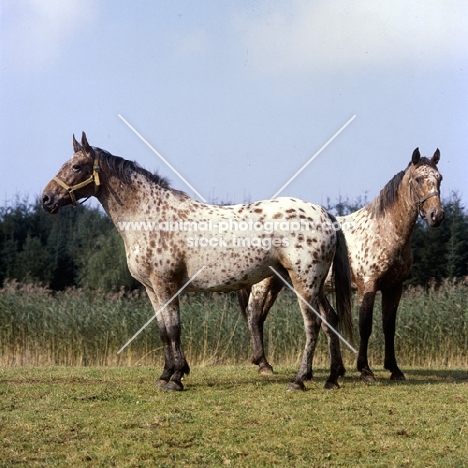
[237,148,444,381]
[42,132,353,391]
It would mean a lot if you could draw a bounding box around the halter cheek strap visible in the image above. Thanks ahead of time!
[53,158,101,206]
[409,172,439,220]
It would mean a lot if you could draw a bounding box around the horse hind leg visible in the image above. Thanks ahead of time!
[319,294,346,389]
[304,314,321,382]
[382,283,406,381]
[247,276,283,375]
[286,277,321,391]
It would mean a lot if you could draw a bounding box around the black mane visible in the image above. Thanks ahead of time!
[94,147,188,197]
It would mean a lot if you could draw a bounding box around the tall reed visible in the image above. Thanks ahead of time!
[0,279,466,367]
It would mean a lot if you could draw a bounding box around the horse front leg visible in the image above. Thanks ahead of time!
[247,276,283,375]
[154,310,175,388]
[320,294,346,389]
[357,290,377,381]
[381,283,406,380]
[147,288,190,391]
[164,313,191,391]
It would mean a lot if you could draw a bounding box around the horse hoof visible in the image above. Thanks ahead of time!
[296,371,313,382]
[163,380,184,391]
[258,365,275,376]
[286,381,306,391]
[360,370,377,382]
[390,371,406,381]
[155,379,169,389]
[323,381,340,390]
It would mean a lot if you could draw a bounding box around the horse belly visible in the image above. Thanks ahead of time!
[185,257,275,292]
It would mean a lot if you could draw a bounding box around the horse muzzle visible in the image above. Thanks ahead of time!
[42,190,60,214]
[426,207,445,227]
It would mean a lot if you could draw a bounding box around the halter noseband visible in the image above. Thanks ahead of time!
[53,157,101,206]
[409,168,439,219]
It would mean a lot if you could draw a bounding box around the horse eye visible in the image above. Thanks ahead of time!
[72,164,82,171]
[415,176,423,184]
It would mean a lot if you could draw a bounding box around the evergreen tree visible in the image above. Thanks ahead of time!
[325,194,367,216]
[444,193,468,278]
[0,191,466,290]
[77,229,138,291]
[15,235,54,284]
[408,192,468,286]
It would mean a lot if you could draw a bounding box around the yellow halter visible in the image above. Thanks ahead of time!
[53,157,101,206]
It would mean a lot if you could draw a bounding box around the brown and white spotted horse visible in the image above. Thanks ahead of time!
[42,132,353,391]
[238,148,444,381]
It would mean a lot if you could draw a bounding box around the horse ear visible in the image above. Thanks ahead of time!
[73,134,82,153]
[411,148,420,165]
[81,132,93,157]
[431,148,440,165]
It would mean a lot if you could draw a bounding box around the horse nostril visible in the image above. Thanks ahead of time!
[430,209,445,225]
[42,194,50,206]
[434,210,444,221]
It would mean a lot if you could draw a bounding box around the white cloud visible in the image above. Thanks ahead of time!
[235,0,468,75]
[1,0,99,73]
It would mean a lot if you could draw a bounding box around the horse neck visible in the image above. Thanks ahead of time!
[379,169,419,242]
[95,170,164,223]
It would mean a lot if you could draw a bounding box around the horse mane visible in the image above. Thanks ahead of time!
[366,170,405,218]
[366,157,438,218]
[94,147,189,198]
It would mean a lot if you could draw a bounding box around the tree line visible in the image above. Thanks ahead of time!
[0,193,467,291]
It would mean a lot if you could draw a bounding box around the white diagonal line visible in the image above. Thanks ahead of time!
[270,115,356,199]
[118,114,208,202]
[117,266,207,354]
[269,266,357,353]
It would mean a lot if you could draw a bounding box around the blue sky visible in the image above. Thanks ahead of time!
[1,1,467,209]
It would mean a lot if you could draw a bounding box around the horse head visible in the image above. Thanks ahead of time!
[42,132,101,214]
[409,148,444,227]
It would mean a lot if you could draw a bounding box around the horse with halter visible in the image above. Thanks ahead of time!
[42,132,353,390]
[237,148,444,381]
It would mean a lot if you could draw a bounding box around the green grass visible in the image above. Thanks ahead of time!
[0,280,467,368]
[1,366,467,467]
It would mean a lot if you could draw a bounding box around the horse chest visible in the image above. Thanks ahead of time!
[123,232,182,281]
[347,228,411,288]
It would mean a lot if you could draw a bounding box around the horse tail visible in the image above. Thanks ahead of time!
[328,213,353,341]
[236,286,251,321]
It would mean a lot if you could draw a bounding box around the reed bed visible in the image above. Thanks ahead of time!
[0,279,466,368]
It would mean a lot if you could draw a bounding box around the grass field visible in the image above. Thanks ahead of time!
[1,365,467,467]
